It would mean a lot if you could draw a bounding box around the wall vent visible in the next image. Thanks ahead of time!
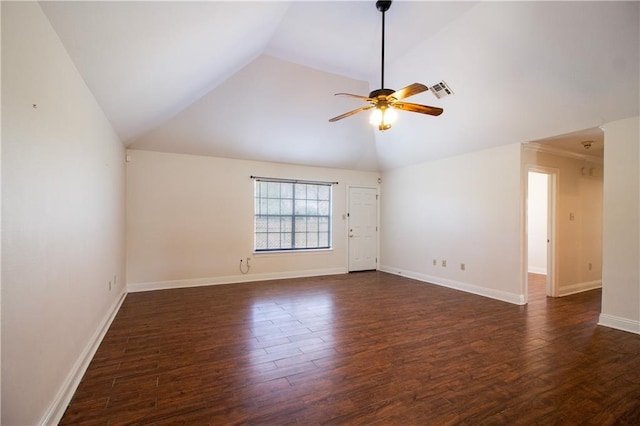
[429,81,454,99]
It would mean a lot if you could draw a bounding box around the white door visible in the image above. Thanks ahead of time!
[348,187,378,271]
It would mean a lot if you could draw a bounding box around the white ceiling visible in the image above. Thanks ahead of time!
[40,1,639,171]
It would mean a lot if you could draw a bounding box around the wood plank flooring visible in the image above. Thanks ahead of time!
[61,272,640,425]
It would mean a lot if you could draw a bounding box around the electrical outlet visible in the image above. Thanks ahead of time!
[109,280,112,291]
[433,259,437,266]
[442,260,447,267]
[588,263,592,271]
[460,263,465,271]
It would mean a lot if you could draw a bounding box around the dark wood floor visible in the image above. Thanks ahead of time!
[61,272,640,425]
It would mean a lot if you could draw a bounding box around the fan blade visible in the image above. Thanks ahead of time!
[393,102,443,116]
[388,83,428,101]
[335,93,373,102]
[329,106,374,122]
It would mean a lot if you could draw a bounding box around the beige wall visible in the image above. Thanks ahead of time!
[1,3,126,424]
[523,149,603,295]
[379,143,524,304]
[600,116,640,333]
[126,150,379,290]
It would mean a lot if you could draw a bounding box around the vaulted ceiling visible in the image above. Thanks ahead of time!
[40,1,639,171]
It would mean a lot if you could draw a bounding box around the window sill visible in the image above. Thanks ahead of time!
[253,248,334,256]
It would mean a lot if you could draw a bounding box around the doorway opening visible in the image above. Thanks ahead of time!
[526,167,558,299]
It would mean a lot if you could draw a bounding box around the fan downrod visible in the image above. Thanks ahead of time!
[376,1,392,13]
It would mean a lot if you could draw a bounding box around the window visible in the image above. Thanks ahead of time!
[254,179,332,252]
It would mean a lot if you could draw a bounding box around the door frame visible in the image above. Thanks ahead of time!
[346,185,380,272]
[525,166,559,299]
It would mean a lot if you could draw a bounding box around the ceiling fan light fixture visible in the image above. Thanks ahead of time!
[369,106,397,131]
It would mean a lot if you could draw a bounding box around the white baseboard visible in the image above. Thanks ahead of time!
[41,289,127,425]
[598,313,640,335]
[528,266,547,274]
[127,267,347,293]
[558,280,602,297]
[379,265,525,305]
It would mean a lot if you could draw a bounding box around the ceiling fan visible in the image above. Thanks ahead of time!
[329,0,444,131]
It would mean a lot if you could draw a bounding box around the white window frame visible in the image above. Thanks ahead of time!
[253,177,334,252]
